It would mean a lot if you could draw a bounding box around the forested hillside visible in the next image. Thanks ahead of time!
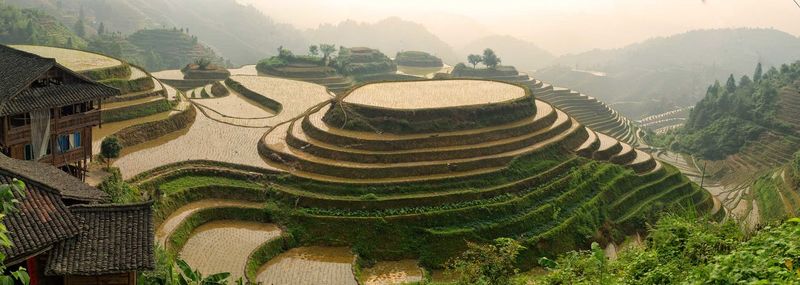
[534,29,800,118]
[88,28,223,71]
[4,0,308,65]
[671,62,799,159]
[0,4,86,49]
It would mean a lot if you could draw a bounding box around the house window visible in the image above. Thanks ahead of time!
[24,144,34,160]
[9,113,30,128]
[72,131,81,148]
[57,134,70,153]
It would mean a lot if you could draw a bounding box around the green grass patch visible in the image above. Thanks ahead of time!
[158,175,262,195]
[102,99,175,123]
[753,173,789,223]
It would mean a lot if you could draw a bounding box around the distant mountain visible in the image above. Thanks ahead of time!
[533,28,800,118]
[459,35,556,71]
[4,0,309,65]
[304,17,460,64]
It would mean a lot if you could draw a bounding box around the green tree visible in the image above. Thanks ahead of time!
[482,48,501,69]
[276,45,293,59]
[725,74,736,93]
[753,62,763,82]
[467,54,483,68]
[308,45,319,57]
[73,18,85,38]
[319,44,337,64]
[447,238,525,285]
[100,136,122,169]
[194,57,212,70]
[0,179,30,284]
[97,22,105,35]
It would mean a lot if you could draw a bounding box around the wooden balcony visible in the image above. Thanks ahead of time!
[3,110,100,146]
[38,148,88,168]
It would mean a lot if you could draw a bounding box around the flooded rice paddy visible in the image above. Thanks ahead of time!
[156,199,264,246]
[344,80,525,109]
[180,220,282,280]
[114,76,331,179]
[256,247,358,285]
[228,65,259,76]
[361,260,424,285]
[151,69,185,80]
[11,45,122,71]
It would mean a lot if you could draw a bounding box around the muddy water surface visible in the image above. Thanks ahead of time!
[180,220,281,280]
[362,260,424,285]
[256,247,357,285]
[156,199,264,245]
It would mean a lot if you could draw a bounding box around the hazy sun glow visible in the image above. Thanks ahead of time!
[237,0,800,54]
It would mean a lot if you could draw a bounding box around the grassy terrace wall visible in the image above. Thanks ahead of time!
[81,63,132,81]
[147,153,709,273]
[114,105,196,148]
[100,76,156,94]
[224,78,283,113]
[302,105,557,151]
[322,80,536,135]
[102,99,175,123]
[395,51,443,68]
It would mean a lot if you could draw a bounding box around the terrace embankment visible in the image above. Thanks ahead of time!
[139,77,715,283]
[451,66,644,146]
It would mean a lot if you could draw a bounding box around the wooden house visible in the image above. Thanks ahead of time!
[0,155,154,285]
[0,45,120,180]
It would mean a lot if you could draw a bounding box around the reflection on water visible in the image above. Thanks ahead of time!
[156,199,264,245]
[362,260,424,285]
[257,247,357,285]
[180,220,281,280]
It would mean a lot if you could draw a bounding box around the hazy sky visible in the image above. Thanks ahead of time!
[237,0,800,55]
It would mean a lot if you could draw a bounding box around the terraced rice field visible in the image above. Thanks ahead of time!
[180,221,282,280]
[451,69,643,146]
[155,199,264,245]
[361,260,424,285]
[11,45,122,71]
[256,247,357,285]
[396,64,450,78]
[152,69,185,80]
[114,76,331,179]
[344,80,525,109]
[229,65,258,76]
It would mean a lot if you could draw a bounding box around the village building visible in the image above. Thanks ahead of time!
[0,155,154,285]
[0,45,120,180]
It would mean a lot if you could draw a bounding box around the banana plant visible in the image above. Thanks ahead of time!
[0,179,29,285]
[176,259,231,285]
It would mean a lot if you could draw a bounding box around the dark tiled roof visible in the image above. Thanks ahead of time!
[0,155,109,203]
[0,45,55,105]
[0,44,120,116]
[46,201,155,276]
[0,174,83,265]
[1,83,118,116]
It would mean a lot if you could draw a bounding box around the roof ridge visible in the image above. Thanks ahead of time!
[68,200,154,211]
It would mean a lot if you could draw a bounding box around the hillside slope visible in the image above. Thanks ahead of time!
[4,0,308,65]
[664,61,800,224]
[459,35,556,71]
[534,28,800,118]
[0,3,87,48]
